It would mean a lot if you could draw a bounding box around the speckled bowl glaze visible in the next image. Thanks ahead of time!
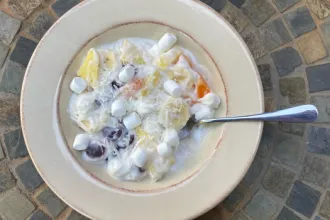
[20,0,263,219]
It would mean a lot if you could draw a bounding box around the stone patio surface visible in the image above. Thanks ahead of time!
[0,0,330,219]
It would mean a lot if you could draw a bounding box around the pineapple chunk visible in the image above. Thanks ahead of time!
[77,48,99,87]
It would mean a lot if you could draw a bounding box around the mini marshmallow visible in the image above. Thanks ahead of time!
[194,105,215,120]
[157,142,172,157]
[157,33,177,53]
[123,112,141,130]
[190,103,205,115]
[70,77,87,94]
[131,148,147,167]
[118,65,135,82]
[199,93,221,108]
[163,80,182,97]
[162,129,179,148]
[111,99,127,117]
[73,134,90,150]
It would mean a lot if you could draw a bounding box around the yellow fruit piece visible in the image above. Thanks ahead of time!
[120,40,140,64]
[133,56,145,65]
[135,127,149,139]
[146,71,161,87]
[86,60,99,86]
[77,48,99,87]
[156,47,181,69]
[104,51,117,69]
[141,88,149,97]
[159,97,190,130]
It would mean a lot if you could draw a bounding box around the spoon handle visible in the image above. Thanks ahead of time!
[201,104,318,123]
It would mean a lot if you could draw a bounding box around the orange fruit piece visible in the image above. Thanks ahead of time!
[196,77,210,98]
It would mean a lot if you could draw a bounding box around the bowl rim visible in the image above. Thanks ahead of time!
[20,0,264,219]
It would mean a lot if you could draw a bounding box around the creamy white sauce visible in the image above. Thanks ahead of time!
[68,34,220,182]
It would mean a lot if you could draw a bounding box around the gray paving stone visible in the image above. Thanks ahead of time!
[243,30,268,59]
[52,0,80,17]
[229,0,245,8]
[67,210,90,220]
[257,64,272,91]
[0,189,35,220]
[221,2,249,33]
[310,96,330,123]
[241,0,276,27]
[244,189,280,220]
[0,142,4,160]
[15,159,44,191]
[10,37,37,67]
[286,180,321,217]
[4,128,28,159]
[0,11,21,45]
[200,0,227,12]
[223,184,247,211]
[27,11,54,40]
[29,209,51,220]
[308,126,330,156]
[279,122,305,136]
[242,156,264,186]
[297,31,327,64]
[0,95,20,127]
[272,134,304,168]
[260,18,292,51]
[8,0,43,19]
[263,163,295,198]
[0,42,9,68]
[271,47,302,76]
[0,168,15,192]
[284,6,316,38]
[0,61,26,95]
[321,20,330,49]
[273,0,300,12]
[315,216,323,220]
[320,191,330,220]
[307,63,330,93]
[279,77,306,104]
[307,0,330,19]
[258,124,277,157]
[231,211,249,220]
[37,187,67,217]
[300,154,330,187]
[276,206,302,220]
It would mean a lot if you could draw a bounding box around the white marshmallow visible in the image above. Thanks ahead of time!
[72,133,90,150]
[107,158,131,177]
[131,148,147,167]
[162,129,179,148]
[118,65,135,82]
[157,33,177,53]
[190,103,205,115]
[194,105,215,120]
[163,80,182,97]
[199,93,221,108]
[111,99,127,117]
[70,77,87,94]
[157,142,172,157]
[123,112,141,130]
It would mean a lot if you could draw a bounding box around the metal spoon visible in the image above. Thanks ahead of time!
[178,104,318,139]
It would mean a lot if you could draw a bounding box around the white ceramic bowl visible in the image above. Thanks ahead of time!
[21,0,263,219]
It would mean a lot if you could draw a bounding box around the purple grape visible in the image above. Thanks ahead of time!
[95,99,102,106]
[138,167,145,172]
[129,134,135,145]
[111,81,122,90]
[102,127,123,141]
[86,143,106,158]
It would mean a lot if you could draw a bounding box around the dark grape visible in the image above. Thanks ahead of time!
[102,127,123,141]
[129,134,135,145]
[86,144,105,158]
[111,81,122,90]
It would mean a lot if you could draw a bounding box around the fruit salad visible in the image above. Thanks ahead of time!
[68,33,221,182]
